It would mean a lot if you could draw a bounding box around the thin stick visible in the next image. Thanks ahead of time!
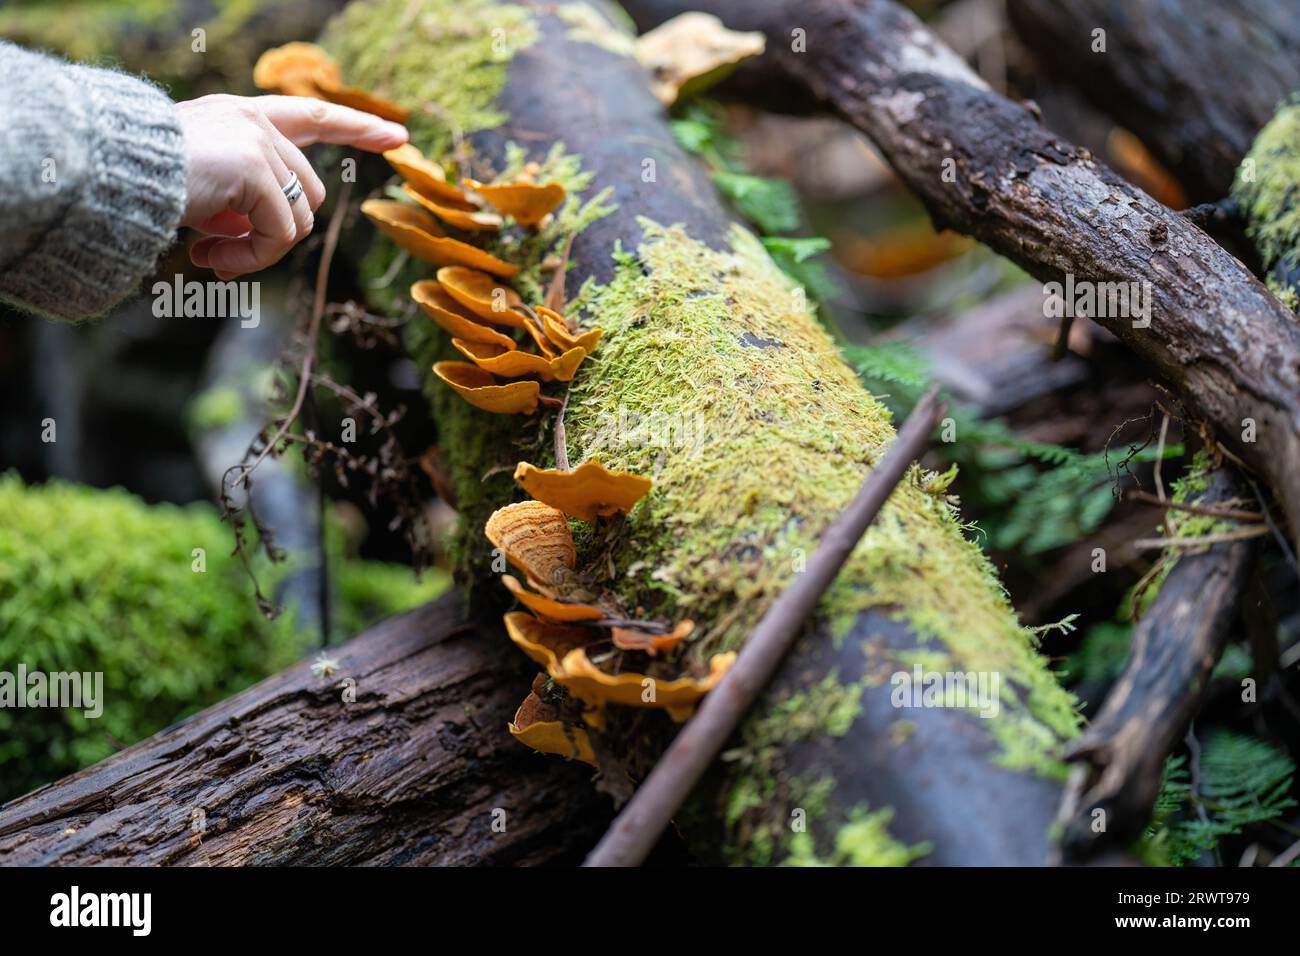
[1125,489,1263,523]
[1132,526,1270,551]
[234,178,354,488]
[1152,412,1170,502]
[554,387,571,472]
[583,386,946,867]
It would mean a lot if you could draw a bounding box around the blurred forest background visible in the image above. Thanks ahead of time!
[0,0,1296,867]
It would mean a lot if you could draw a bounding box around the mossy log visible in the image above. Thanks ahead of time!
[625,0,1300,550]
[0,595,612,865]
[1007,0,1300,204]
[327,0,1078,864]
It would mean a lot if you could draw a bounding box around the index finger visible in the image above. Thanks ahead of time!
[257,95,409,151]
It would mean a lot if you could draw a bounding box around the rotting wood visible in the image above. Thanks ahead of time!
[0,594,612,866]
[1055,467,1259,861]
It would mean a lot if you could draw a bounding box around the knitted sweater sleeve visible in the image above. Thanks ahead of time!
[0,40,188,323]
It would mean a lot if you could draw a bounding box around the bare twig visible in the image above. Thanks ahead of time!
[1125,489,1263,523]
[1132,526,1270,551]
[232,179,354,490]
[545,233,575,315]
[554,387,571,472]
[583,386,945,867]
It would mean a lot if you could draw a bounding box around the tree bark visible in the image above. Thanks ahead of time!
[328,0,1080,864]
[0,594,612,866]
[1056,467,1260,860]
[625,0,1300,547]
[1007,0,1300,204]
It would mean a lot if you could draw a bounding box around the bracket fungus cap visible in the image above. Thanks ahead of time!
[452,340,587,382]
[437,266,527,325]
[463,179,566,227]
[411,281,517,350]
[509,691,597,766]
[486,501,577,584]
[382,144,475,207]
[403,184,502,231]
[362,202,518,276]
[514,460,652,522]
[537,306,603,354]
[433,361,540,414]
[501,573,604,623]
[253,42,342,97]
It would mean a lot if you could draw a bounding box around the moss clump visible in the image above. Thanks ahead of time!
[555,2,638,57]
[185,384,245,432]
[784,805,931,867]
[1232,95,1300,311]
[0,475,445,800]
[323,0,541,159]
[563,221,1078,772]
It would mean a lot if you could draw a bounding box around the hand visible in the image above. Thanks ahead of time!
[176,94,408,279]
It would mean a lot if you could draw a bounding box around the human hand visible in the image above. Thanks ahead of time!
[176,94,408,279]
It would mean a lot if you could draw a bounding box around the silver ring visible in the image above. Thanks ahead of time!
[281,171,304,206]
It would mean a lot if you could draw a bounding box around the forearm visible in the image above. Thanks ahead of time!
[0,41,187,322]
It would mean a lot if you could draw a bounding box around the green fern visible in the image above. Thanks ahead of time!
[1146,732,1296,865]
[841,341,930,389]
[671,99,842,310]
[712,171,802,234]
[846,342,1181,553]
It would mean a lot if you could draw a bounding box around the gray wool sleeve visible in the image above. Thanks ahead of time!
[0,40,188,323]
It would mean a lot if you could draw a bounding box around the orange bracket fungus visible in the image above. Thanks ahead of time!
[436,266,527,325]
[462,179,566,227]
[254,42,408,121]
[361,201,518,276]
[411,281,518,350]
[403,184,503,232]
[559,648,736,725]
[253,42,341,97]
[451,340,588,383]
[520,310,563,357]
[381,143,477,207]
[485,501,577,586]
[503,613,732,728]
[503,611,598,673]
[611,619,695,657]
[513,460,652,522]
[509,687,597,766]
[501,574,604,623]
[537,305,603,354]
[433,361,541,415]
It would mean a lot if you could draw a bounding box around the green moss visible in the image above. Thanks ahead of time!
[0,0,178,64]
[185,384,244,432]
[0,475,446,800]
[784,805,930,867]
[555,2,637,57]
[324,0,541,160]
[563,222,1078,771]
[1232,96,1300,310]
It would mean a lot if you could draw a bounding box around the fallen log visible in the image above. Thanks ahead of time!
[0,594,612,866]
[1007,0,1300,203]
[624,0,1300,547]
[1056,466,1260,860]
[327,0,1080,864]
